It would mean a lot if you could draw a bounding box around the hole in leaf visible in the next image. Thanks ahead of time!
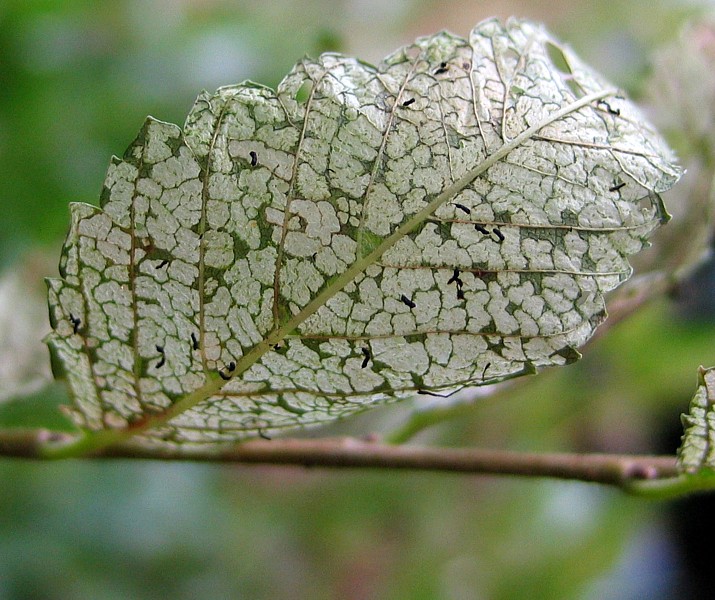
[295,80,313,104]
[639,196,655,211]
[565,78,584,98]
[546,41,572,74]
[545,41,584,98]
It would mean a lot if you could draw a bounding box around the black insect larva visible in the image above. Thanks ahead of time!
[448,266,465,299]
[191,332,199,351]
[492,227,505,243]
[402,98,415,107]
[400,294,416,309]
[597,99,620,116]
[609,182,626,192]
[447,268,461,285]
[361,347,371,369]
[249,150,258,167]
[434,61,449,75]
[69,313,81,334]
[418,389,447,397]
[454,203,471,214]
[474,224,490,235]
[155,344,166,368]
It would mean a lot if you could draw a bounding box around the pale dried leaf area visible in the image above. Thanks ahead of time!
[679,367,715,474]
[46,17,680,445]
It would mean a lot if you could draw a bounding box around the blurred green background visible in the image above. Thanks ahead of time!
[2,1,715,598]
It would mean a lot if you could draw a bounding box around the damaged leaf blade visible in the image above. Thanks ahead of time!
[678,367,715,474]
[46,17,681,446]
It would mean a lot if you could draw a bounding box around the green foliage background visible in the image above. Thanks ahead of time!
[1,1,714,598]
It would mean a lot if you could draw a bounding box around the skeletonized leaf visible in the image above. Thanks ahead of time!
[46,17,681,445]
[678,367,715,474]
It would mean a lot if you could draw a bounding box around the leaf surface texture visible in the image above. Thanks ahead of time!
[47,18,681,444]
[679,367,715,474]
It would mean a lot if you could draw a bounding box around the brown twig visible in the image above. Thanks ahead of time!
[0,430,678,488]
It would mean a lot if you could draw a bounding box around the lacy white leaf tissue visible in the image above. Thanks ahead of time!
[46,17,681,446]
